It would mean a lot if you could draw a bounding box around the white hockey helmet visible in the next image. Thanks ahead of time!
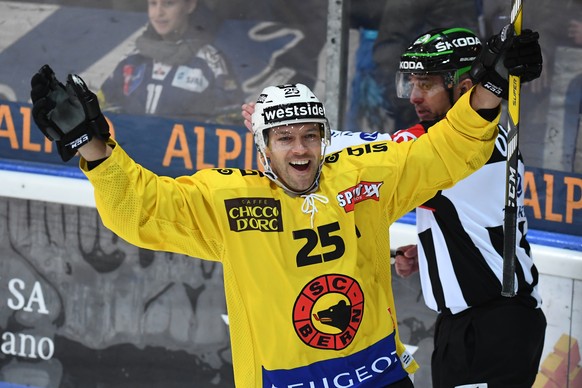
[251,83,331,194]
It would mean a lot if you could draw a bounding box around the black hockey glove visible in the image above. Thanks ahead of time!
[470,25,542,99]
[504,29,542,83]
[30,64,110,162]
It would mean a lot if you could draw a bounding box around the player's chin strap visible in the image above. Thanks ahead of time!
[261,164,322,195]
[261,160,329,228]
[301,193,329,229]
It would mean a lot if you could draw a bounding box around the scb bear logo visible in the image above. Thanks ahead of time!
[292,274,364,350]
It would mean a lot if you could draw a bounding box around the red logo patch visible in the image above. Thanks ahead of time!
[336,181,383,212]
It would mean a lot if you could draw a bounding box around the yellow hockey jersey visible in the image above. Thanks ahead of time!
[81,90,498,387]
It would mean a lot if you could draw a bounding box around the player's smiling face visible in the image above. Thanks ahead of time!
[265,123,323,192]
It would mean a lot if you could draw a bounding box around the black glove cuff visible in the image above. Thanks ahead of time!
[57,114,110,162]
[480,71,508,100]
[57,123,94,161]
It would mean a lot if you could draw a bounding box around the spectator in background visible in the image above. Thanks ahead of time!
[565,14,582,173]
[567,9,582,167]
[484,0,582,171]
[372,0,480,131]
[570,17,582,45]
[346,1,391,133]
[520,0,582,173]
[565,71,582,172]
[98,0,242,124]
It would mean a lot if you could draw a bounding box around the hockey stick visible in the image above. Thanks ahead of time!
[501,0,523,297]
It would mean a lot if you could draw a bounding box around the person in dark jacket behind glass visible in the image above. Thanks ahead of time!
[98,0,242,124]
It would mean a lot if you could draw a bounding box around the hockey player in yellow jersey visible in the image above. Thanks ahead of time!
[29,26,542,387]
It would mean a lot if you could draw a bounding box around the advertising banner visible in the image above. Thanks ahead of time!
[0,196,233,387]
[2,99,581,238]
